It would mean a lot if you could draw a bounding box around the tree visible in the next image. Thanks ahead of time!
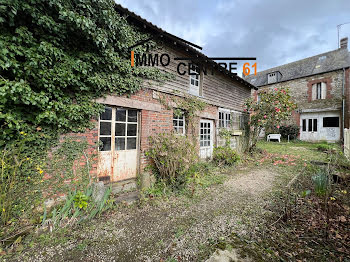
[0,0,165,145]
[243,88,297,151]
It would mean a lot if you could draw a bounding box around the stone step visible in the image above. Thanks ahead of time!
[110,178,137,194]
[114,190,139,205]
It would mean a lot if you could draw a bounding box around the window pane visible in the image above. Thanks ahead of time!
[178,127,184,134]
[100,137,111,151]
[173,120,178,127]
[313,119,318,132]
[127,138,137,150]
[116,108,126,121]
[308,119,312,132]
[128,110,138,122]
[115,138,125,150]
[127,124,137,136]
[179,120,184,126]
[323,117,339,127]
[115,123,125,136]
[100,122,111,135]
[100,107,112,120]
[302,119,306,132]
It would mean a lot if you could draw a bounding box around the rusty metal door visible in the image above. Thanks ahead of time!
[199,119,214,159]
[98,106,139,182]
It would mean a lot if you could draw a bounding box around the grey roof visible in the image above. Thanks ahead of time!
[245,48,350,87]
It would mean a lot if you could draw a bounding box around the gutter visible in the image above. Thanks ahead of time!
[343,67,345,142]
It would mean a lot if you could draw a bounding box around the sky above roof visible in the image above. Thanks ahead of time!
[117,0,350,74]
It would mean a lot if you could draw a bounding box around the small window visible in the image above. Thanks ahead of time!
[316,83,322,100]
[239,114,248,130]
[219,110,231,128]
[173,111,185,134]
[307,118,317,132]
[312,82,326,100]
[323,117,339,127]
[189,64,201,96]
[302,119,306,132]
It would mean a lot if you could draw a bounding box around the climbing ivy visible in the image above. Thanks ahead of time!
[0,0,167,146]
[157,92,207,138]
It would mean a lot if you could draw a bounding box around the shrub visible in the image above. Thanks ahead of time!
[278,124,299,140]
[316,144,333,152]
[146,133,198,189]
[213,146,240,166]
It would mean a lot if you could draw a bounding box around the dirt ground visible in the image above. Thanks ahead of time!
[7,167,280,262]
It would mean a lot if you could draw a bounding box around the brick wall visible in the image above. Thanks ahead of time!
[61,88,218,181]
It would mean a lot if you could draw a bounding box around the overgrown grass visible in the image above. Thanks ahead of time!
[257,140,337,162]
[142,162,227,200]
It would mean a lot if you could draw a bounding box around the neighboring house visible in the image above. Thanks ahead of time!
[245,37,350,142]
[67,4,256,189]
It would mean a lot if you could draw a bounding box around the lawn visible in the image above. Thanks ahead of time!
[257,140,337,162]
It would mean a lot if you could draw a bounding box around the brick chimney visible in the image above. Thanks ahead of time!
[340,37,348,49]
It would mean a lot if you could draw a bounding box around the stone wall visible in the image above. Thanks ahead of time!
[253,70,345,127]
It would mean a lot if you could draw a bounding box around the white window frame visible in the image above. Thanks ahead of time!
[173,111,185,135]
[306,118,318,132]
[312,82,326,100]
[189,64,201,96]
[219,109,231,129]
[316,82,322,100]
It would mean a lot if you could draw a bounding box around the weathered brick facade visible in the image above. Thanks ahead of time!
[44,3,255,190]
[61,88,220,184]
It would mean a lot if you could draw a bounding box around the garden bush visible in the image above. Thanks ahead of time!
[278,124,299,140]
[213,146,240,166]
[146,133,198,189]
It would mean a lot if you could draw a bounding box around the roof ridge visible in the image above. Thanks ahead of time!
[253,48,345,76]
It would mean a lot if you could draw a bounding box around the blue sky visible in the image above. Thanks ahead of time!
[117,0,350,73]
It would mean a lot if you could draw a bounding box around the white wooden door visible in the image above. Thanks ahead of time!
[98,106,139,182]
[199,119,214,159]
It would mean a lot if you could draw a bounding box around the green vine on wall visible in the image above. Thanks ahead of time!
[0,0,168,147]
[157,92,207,139]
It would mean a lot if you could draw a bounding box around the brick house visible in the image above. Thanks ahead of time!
[66,4,256,189]
[245,37,350,142]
